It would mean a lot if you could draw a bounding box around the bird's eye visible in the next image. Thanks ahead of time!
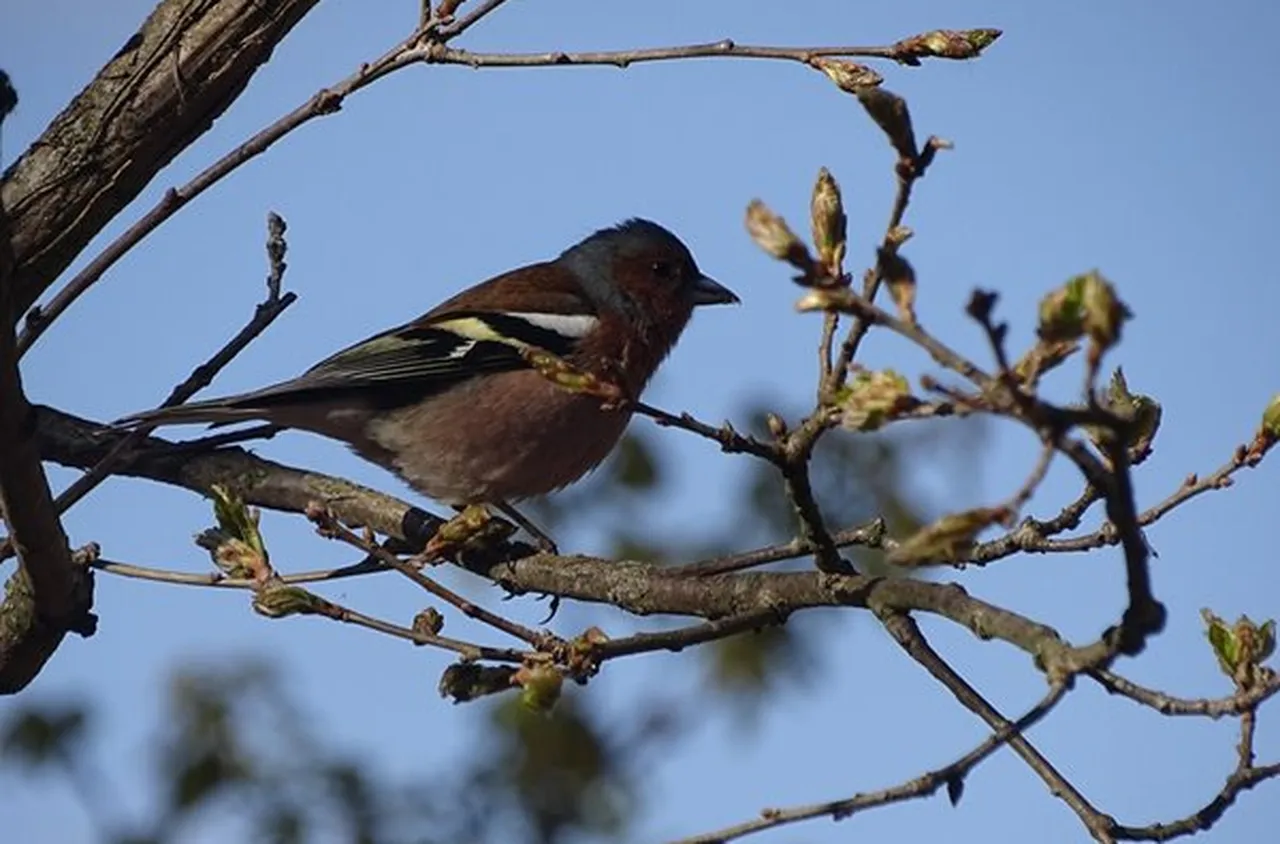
[651,260,678,281]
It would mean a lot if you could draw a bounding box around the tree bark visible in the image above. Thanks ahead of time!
[1,0,321,319]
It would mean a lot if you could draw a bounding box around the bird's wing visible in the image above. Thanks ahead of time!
[237,310,598,409]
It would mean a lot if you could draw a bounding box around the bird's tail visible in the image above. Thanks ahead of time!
[114,392,280,430]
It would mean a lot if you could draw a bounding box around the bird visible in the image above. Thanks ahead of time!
[118,218,738,548]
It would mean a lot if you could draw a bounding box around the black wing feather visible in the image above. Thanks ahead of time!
[227,314,575,411]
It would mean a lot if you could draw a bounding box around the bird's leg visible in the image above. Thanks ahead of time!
[494,501,559,554]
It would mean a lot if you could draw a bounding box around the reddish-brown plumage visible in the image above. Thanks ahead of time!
[118,219,737,511]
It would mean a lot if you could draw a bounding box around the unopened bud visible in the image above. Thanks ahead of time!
[253,585,320,618]
[1079,271,1130,351]
[887,506,1007,566]
[413,607,445,637]
[881,249,917,325]
[1037,277,1087,343]
[515,662,564,712]
[857,87,918,162]
[1263,394,1280,440]
[839,368,914,431]
[809,57,882,93]
[746,199,803,261]
[810,168,847,277]
[895,28,1002,64]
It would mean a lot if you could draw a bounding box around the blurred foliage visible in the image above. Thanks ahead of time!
[3,398,983,843]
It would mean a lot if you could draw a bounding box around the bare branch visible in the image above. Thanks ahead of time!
[667,518,887,578]
[310,507,559,651]
[434,40,904,70]
[668,680,1067,843]
[633,401,776,461]
[0,213,297,567]
[92,555,389,590]
[35,405,445,550]
[1111,761,1280,841]
[1088,668,1280,717]
[878,611,1117,842]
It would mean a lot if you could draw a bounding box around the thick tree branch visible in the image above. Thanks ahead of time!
[36,408,1114,680]
[0,203,94,694]
[35,405,445,549]
[2,0,320,328]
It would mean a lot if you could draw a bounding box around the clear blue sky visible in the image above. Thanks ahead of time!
[3,1,1279,842]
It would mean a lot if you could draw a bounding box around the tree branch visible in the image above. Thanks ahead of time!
[1087,667,1280,717]
[35,407,1121,681]
[0,199,94,693]
[878,611,1116,843]
[669,680,1067,843]
[2,0,321,331]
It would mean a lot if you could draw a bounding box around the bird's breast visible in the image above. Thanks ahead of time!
[361,370,633,504]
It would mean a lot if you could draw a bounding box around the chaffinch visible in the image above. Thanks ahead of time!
[121,219,737,542]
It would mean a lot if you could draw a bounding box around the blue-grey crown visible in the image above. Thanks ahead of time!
[557,218,697,316]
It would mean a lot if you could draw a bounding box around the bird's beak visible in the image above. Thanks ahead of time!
[689,274,740,306]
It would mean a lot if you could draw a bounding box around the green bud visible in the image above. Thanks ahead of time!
[839,369,914,431]
[1262,394,1280,440]
[887,506,1008,566]
[1080,271,1131,351]
[515,663,563,713]
[424,503,517,559]
[210,485,267,562]
[213,538,263,579]
[809,57,883,93]
[1202,608,1277,690]
[253,585,320,619]
[1037,276,1087,343]
[1092,368,1162,464]
[896,29,1003,63]
[521,348,626,406]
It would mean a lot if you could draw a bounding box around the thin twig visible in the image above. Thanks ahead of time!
[965,441,1257,566]
[433,40,912,70]
[311,508,558,650]
[667,681,1068,843]
[61,220,294,508]
[817,312,838,384]
[265,586,526,663]
[15,35,426,357]
[632,402,776,461]
[780,460,850,573]
[1111,761,1280,841]
[668,518,887,578]
[435,0,512,38]
[1088,668,1280,717]
[593,608,788,662]
[1002,441,1056,516]
[13,27,944,357]
[877,610,1117,843]
[93,556,389,589]
[829,173,918,387]
[166,423,282,452]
